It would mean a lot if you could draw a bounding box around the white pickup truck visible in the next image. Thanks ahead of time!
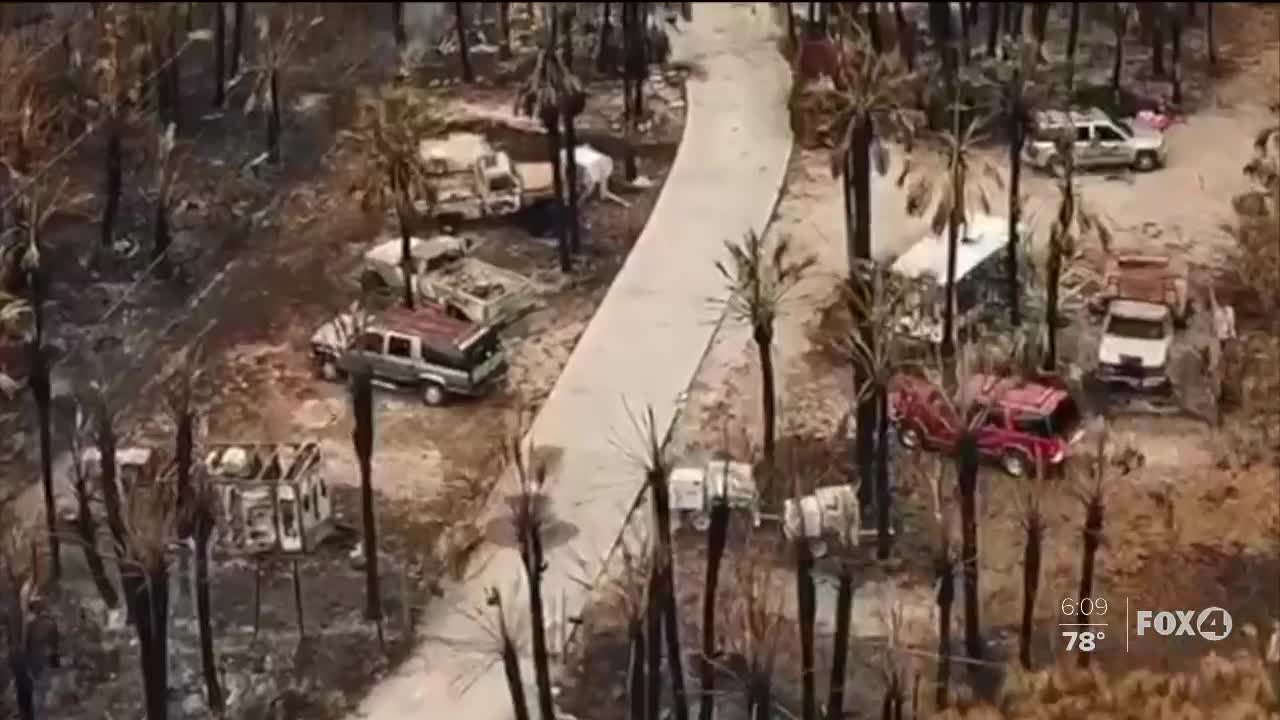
[1096,299,1174,391]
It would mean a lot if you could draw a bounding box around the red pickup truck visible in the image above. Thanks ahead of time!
[891,373,1085,477]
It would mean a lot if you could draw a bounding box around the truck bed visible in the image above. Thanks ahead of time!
[424,258,536,325]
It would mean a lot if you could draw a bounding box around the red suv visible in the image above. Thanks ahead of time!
[891,374,1084,477]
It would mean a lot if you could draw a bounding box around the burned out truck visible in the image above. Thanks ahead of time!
[205,441,334,555]
[417,133,524,223]
[360,234,537,327]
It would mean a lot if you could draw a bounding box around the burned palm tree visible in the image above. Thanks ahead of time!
[698,481,731,720]
[628,405,689,720]
[121,483,178,720]
[342,85,442,309]
[1038,131,1112,373]
[453,2,474,82]
[486,588,531,720]
[1110,3,1131,97]
[88,5,138,251]
[63,423,120,609]
[819,20,918,508]
[929,456,957,709]
[725,544,789,720]
[149,122,182,275]
[0,518,37,720]
[350,361,383,636]
[213,1,227,106]
[13,179,72,582]
[503,428,556,720]
[516,29,585,273]
[792,482,817,720]
[998,38,1043,328]
[1073,426,1144,668]
[715,230,815,469]
[1017,464,1045,669]
[1169,2,1185,106]
[244,6,322,163]
[166,346,222,711]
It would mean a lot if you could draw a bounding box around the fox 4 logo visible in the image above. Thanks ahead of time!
[1136,607,1233,641]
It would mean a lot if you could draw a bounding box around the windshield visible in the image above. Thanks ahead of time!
[489,174,516,192]
[1106,316,1167,340]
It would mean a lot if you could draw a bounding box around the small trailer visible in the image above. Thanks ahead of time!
[782,484,862,558]
[668,460,761,532]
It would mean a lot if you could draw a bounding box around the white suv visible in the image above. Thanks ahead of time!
[1025,108,1168,174]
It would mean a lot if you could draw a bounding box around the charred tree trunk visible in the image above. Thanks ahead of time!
[957,434,982,660]
[138,567,170,720]
[1031,3,1049,62]
[1150,4,1167,78]
[596,2,613,72]
[621,3,639,181]
[545,119,571,273]
[755,324,778,467]
[1066,2,1081,94]
[454,2,474,82]
[825,565,854,720]
[495,593,531,720]
[893,2,915,70]
[1012,2,1025,39]
[1007,79,1025,328]
[392,1,405,47]
[935,540,954,709]
[628,617,647,720]
[102,120,123,248]
[291,559,305,640]
[352,367,382,627]
[230,1,245,77]
[1076,495,1104,667]
[7,629,34,720]
[849,115,876,510]
[1111,3,1127,95]
[874,387,892,560]
[1018,506,1043,669]
[1044,157,1072,373]
[867,2,883,55]
[1206,2,1216,66]
[644,567,662,720]
[29,337,60,581]
[564,113,581,255]
[648,467,689,720]
[785,2,797,52]
[96,402,128,565]
[395,171,417,310]
[796,537,817,720]
[958,2,970,63]
[166,9,182,132]
[213,1,226,106]
[194,509,223,712]
[73,474,119,608]
[985,0,1000,57]
[498,2,512,60]
[1170,5,1183,106]
[698,500,729,720]
[266,68,281,163]
[152,195,171,271]
[750,672,773,720]
[559,4,575,71]
[522,502,556,720]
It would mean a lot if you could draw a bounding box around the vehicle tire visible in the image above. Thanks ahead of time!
[1133,151,1158,172]
[897,423,923,450]
[690,511,711,533]
[1001,449,1030,478]
[422,382,446,406]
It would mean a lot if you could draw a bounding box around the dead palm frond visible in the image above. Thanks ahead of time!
[898,108,1006,236]
[715,230,816,335]
[340,84,443,215]
[819,17,923,175]
[514,38,585,129]
[833,258,923,403]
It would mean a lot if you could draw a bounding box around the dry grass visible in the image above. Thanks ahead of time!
[933,653,1279,719]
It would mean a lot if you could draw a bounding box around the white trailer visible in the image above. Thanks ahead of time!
[668,460,761,532]
[782,485,862,558]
